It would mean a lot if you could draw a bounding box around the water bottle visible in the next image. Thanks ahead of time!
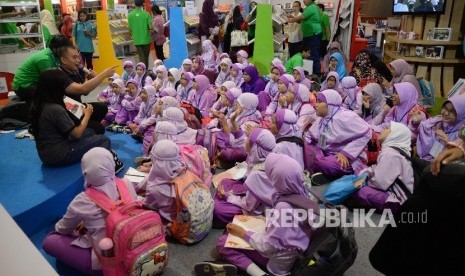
[98,238,115,257]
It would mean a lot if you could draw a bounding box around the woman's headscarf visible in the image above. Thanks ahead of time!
[178,72,194,101]
[230,63,244,87]
[265,65,285,98]
[321,71,344,96]
[82,148,118,201]
[341,76,359,103]
[221,80,236,91]
[160,87,178,98]
[271,58,284,68]
[330,52,348,79]
[155,65,168,85]
[180,58,193,74]
[390,59,413,84]
[225,87,242,107]
[163,107,188,133]
[241,65,260,92]
[201,39,218,70]
[109,79,125,106]
[381,122,412,155]
[134,62,147,88]
[147,140,185,196]
[192,74,212,106]
[236,92,261,124]
[168,68,181,83]
[40,10,59,35]
[276,109,299,138]
[159,96,180,111]
[362,82,385,117]
[393,82,419,124]
[236,50,249,67]
[264,153,309,251]
[293,66,312,89]
[201,0,218,28]
[246,128,276,174]
[216,58,232,85]
[153,121,178,143]
[140,85,157,117]
[192,56,205,75]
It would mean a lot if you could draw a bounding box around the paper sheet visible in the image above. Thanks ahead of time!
[211,161,248,188]
[124,167,148,183]
[225,215,266,250]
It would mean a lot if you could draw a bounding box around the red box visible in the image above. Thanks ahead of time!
[350,38,368,61]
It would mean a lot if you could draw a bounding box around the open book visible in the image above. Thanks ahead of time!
[124,167,148,184]
[225,215,266,250]
[64,96,85,121]
[211,161,248,188]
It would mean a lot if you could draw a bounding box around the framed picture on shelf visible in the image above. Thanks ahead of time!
[425,46,444,59]
[285,3,291,10]
[447,78,465,98]
[432,27,451,41]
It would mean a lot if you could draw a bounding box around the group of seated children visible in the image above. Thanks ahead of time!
[42,44,465,275]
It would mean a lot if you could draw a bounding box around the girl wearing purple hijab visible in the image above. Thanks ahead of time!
[416,94,465,161]
[341,76,362,112]
[228,63,245,87]
[141,96,180,156]
[159,87,179,100]
[192,55,218,84]
[188,74,218,118]
[258,65,285,113]
[177,72,194,102]
[213,128,276,227]
[213,93,262,168]
[264,75,292,117]
[133,62,152,88]
[208,87,242,129]
[104,78,125,124]
[43,148,137,275]
[211,80,237,113]
[288,83,318,131]
[141,140,186,224]
[270,109,305,169]
[292,66,312,89]
[210,153,310,276]
[128,85,157,135]
[305,89,371,177]
[162,107,198,145]
[359,83,388,126]
[241,65,266,95]
[320,71,344,96]
[351,122,413,212]
[372,82,427,141]
[114,79,142,126]
[236,50,249,67]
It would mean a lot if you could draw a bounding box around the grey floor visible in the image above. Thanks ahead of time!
[83,84,384,275]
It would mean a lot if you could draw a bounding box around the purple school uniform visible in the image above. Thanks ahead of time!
[289,83,317,131]
[228,63,244,88]
[163,107,198,145]
[293,66,312,89]
[201,40,219,72]
[42,148,137,274]
[258,65,285,112]
[341,76,362,112]
[119,91,142,125]
[359,83,387,126]
[353,122,414,212]
[215,58,232,87]
[141,140,185,223]
[372,82,426,140]
[417,95,465,161]
[305,89,371,176]
[105,79,125,122]
[273,109,305,169]
[133,86,157,127]
[216,153,310,275]
[133,62,149,88]
[265,75,291,116]
[241,65,266,95]
[192,56,217,84]
[189,74,217,118]
[214,128,276,225]
[320,71,344,97]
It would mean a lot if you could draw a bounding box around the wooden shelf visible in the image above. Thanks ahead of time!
[385,51,465,64]
[386,37,463,46]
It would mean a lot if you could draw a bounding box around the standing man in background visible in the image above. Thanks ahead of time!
[128,0,153,67]
[287,0,322,76]
[318,3,331,59]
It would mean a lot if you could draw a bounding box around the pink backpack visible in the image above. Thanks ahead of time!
[85,179,168,276]
[179,144,213,187]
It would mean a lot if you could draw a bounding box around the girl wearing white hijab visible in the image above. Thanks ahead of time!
[352,122,414,212]
[201,39,219,72]
[180,58,193,74]
[166,68,181,90]
[40,9,59,46]
[215,58,233,87]
[153,65,169,91]
[42,148,137,275]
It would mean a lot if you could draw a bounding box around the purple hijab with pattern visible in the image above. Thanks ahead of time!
[241,65,266,95]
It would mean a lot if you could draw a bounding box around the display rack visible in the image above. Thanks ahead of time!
[109,18,136,58]
[183,15,200,55]
[271,6,287,56]
[81,0,102,21]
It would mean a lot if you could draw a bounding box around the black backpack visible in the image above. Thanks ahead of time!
[278,191,358,276]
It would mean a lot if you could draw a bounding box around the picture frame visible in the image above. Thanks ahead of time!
[285,2,291,10]
[432,27,451,41]
[448,78,465,98]
[425,46,444,59]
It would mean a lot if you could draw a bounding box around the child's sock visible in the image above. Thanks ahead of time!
[246,263,267,276]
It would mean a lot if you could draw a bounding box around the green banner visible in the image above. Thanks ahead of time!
[253,4,274,76]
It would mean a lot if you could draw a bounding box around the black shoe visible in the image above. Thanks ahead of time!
[311,172,338,186]
[111,150,125,174]
[194,261,237,276]
[131,132,144,142]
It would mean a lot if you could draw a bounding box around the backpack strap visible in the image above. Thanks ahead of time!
[388,147,413,198]
[277,194,320,212]
[85,178,132,213]
[276,136,304,147]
